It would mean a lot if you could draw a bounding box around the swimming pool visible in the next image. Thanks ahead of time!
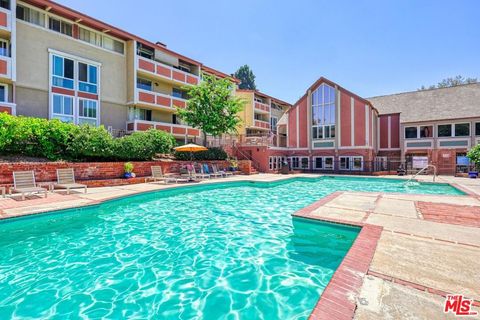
[0,177,463,319]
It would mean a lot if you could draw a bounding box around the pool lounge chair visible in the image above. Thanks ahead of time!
[10,171,48,200]
[212,164,233,177]
[55,168,87,194]
[184,164,209,180]
[145,166,188,184]
[203,164,222,178]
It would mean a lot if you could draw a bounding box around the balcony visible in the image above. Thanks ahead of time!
[126,119,200,137]
[0,55,12,80]
[136,89,187,111]
[0,7,12,33]
[254,102,270,114]
[137,56,200,86]
[253,119,271,130]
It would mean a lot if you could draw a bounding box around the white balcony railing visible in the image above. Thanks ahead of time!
[136,88,188,110]
[126,119,200,137]
[137,56,200,86]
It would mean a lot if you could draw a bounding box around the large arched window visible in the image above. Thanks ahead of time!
[312,84,336,139]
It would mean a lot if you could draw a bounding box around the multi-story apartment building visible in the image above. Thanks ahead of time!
[238,77,480,175]
[234,89,290,141]
[3,0,237,144]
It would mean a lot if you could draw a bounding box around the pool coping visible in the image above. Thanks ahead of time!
[292,192,383,320]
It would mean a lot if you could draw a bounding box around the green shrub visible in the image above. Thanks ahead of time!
[174,147,228,161]
[124,162,134,173]
[0,113,176,161]
[66,125,115,161]
[114,129,176,161]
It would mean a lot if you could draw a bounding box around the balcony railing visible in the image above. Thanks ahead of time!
[137,56,200,86]
[254,102,270,113]
[136,89,187,110]
[126,119,200,137]
[253,119,271,130]
[0,55,12,79]
[0,7,12,32]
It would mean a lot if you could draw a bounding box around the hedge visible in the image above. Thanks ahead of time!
[174,147,228,161]
[0,113,176,161]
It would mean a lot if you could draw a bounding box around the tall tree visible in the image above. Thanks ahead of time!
[177,74,244,146]
[234,65,257,90]
[418,75,477,91]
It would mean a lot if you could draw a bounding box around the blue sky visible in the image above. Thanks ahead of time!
[59,0,480,103]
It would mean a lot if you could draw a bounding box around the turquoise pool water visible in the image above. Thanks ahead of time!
[0,177,463,319]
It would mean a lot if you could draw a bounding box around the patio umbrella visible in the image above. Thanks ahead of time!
[174,143,208,161]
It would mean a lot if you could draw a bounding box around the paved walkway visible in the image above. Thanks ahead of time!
[0,173,479,318]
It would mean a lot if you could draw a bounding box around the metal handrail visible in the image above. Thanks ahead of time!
[405,164,437,184]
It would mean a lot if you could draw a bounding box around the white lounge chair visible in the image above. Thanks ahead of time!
[145,166,188,184]
[213,164,233,177]
[188,164,209,180]
[209,164,226,178]
[202,163,222,178]
[55,168,87,194]
[10,171,48,200]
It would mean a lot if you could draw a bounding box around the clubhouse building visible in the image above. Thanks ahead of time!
[1,0,479,175]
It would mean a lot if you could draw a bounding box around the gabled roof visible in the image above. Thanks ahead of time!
[293,77,377,112]
[368,83,480,123]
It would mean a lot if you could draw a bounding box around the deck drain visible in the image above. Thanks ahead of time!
[358,297,369,306]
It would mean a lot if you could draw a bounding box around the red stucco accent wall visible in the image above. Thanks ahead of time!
[340,92,351,147]
[379,116,389,149]
[354,100,365,146]
[390,114,400,148]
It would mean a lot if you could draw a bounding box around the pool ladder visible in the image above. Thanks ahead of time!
[405,165,437,185]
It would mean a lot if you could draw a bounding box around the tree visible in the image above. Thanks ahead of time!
[177,74,245,146]
[418,75,477,91]
[467,145,480,170]
[234,65,257,90]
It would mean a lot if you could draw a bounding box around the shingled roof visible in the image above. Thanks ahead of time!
[368,83,480,123]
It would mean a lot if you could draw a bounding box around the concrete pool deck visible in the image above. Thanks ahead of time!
[0,173,479,319]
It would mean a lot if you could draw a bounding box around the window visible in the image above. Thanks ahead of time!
[52,55,74,89]
[128,107,152,121]
[312,84,335,139]
[172,88,188,99]
[340,157,350,170]
[476,122,480,136]
[437,124,452,137]
[0,39,8,57]
[48,17,72,37]
[290,157,309,169]
[78,99,98,126]
[52,94,73,122]
[137,44,154,60]
[269,156,285,170]
[454,123,470,137]
[313,156,334,170]
[103,36,124,54]
[270,116,278,132]
[405,127,418,139]
[0,84,6,102]
[79,27,102,47]
[17,5,45,27]
[340,156,363,171]
[78,62,98,94]
[137,78,152,91]
[0,0,9,10]
[420,126,433,138]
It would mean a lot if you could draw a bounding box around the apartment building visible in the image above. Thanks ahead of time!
[234,89,290,142]
[3,0,237,144]
[240,78,479,175]
[370,83,480,175]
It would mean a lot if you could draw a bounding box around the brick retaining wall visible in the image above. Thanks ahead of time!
[0,160,235,186]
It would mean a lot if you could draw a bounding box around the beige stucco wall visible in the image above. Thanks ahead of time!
[101,102,128,130]
[235,91,253,134]
[16,21,128,105]
[126,40,136,103]
[152,110,173,123]
[15,86,49,118]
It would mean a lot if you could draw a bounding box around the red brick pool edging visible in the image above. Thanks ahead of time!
[293,193,383,320]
